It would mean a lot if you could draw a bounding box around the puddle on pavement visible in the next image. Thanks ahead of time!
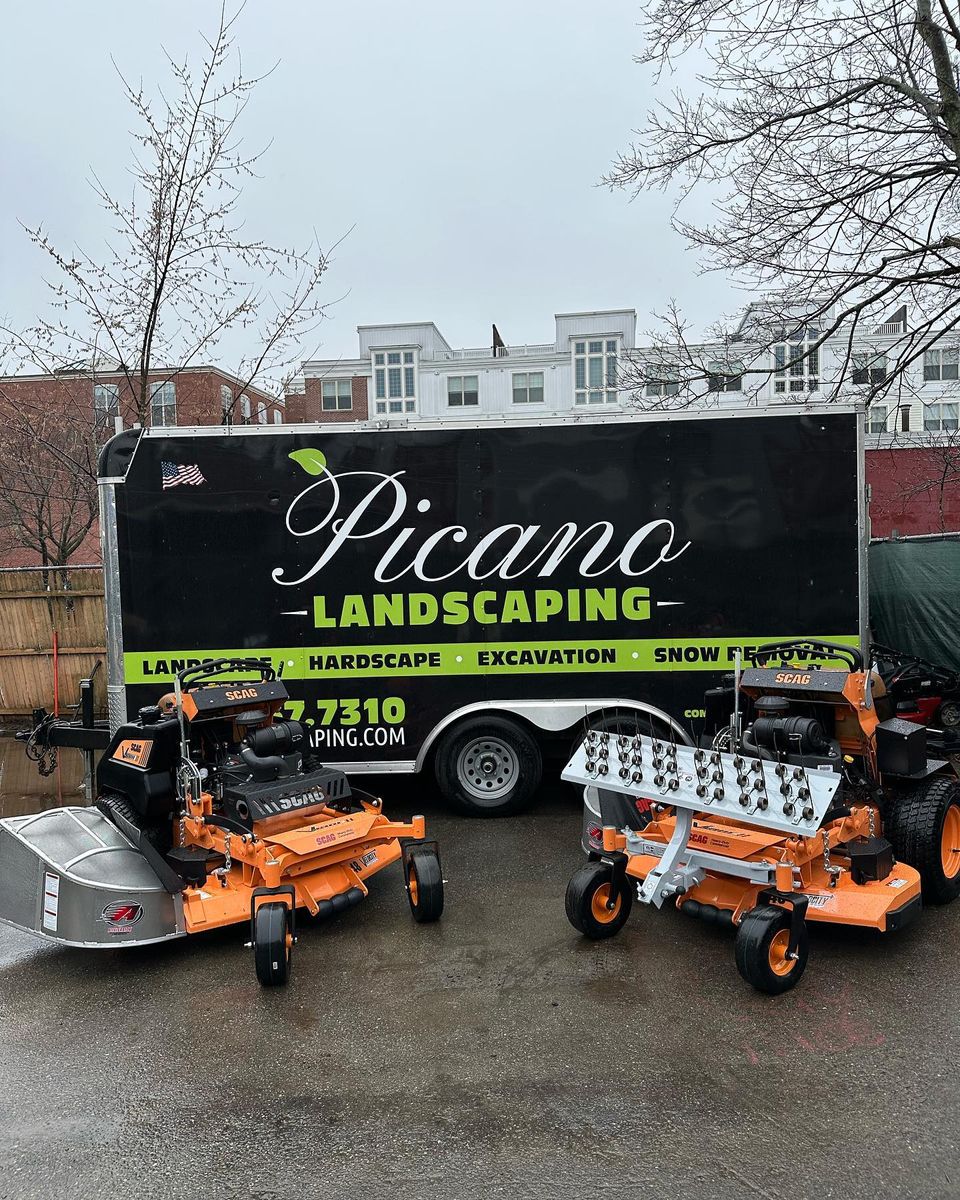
[0,737,87,818]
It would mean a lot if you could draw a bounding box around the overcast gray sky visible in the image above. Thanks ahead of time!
[0,0,732,364]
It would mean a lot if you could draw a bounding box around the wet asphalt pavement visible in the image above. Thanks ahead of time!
[0,742,959,1199]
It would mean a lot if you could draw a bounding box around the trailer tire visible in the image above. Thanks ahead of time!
[407,849,444,922]
[253,902,292,986]
[435,716,542,816]
[565,861,633,939]
[734,905,808,995]
[885,776,960,904]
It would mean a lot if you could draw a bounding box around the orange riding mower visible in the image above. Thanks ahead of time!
[563,640,960,994]
[0,660,443,986]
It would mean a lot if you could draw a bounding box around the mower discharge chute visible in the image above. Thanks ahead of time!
[0,659,443,985]
[563,639,960,994]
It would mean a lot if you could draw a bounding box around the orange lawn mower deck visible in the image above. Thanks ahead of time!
[564,639,960,994]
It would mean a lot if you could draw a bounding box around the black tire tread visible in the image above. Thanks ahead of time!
[254,902,291,986]
[564,861,633,940]
[734,905,808,995]
[408,850,444,923]
[885,776,960,904]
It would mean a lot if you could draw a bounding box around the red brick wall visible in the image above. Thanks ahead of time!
[866,446,960,537]
[0,368,282,567]
[0,369,281,431]
[286,376,368,424]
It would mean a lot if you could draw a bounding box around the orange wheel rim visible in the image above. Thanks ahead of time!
[942,805,960,878]
[768,928,794,976]
[409,866,419,906]
[590,882,621,923]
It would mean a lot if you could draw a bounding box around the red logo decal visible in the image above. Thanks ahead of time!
[101,902,144,925]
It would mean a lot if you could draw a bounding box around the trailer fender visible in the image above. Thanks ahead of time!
[415,698,691,772]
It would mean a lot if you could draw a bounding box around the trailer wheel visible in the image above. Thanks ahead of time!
[253,902,292,986]
[435,716,542,816]
[885,776,960,904]
[565,861,633,939]
[939,700,960,729]
[407,849,444,923]
[734,905,808,995]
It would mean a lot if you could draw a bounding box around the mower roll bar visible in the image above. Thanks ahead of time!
[177,658,278,688]
[748,640,864,673]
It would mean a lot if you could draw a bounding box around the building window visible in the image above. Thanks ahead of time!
[867,405,888,434]
[512,372,544,404]
[373,349,416,415]
[707,360,744,393]
[240,394,251,424]
[923,348,960,382]
[923,402,959,432]
[149,380,176,427]
[322,380,352,412]
[256,401,267,424]
[644,367,679,398]
[447,375,479,407]
[574,339,618,405]
[273,408,283,424]
[94,383,120,420]
[220,384,233,425]
[773,337,820,394]
[852,353,888,386]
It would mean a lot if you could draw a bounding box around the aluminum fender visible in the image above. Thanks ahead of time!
[414,698,692,771]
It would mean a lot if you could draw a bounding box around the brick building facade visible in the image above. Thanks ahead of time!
[0,366,283,567]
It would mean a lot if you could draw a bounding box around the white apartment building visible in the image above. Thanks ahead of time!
[288,306,958,440]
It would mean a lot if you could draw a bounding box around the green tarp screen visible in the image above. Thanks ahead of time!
[870,538,960,670]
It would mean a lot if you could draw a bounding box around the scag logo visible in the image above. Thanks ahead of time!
[774,671,812,684]
[224,688,258,701]
[112,739,150,767]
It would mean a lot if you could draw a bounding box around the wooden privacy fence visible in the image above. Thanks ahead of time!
[0,566,107,718]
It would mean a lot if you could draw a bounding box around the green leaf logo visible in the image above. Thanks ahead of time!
[288,448,327,476]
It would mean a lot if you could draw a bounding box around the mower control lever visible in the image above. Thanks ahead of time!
[749,640,863,673]
[177,658,278,687]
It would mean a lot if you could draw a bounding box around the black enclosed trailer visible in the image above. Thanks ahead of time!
[94,404,867,814]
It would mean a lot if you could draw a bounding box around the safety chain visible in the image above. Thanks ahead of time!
[867,802,876,839]
[36,744,58,777]
[223,831,232,874]
[822,829,841,888]
[24,716,58,777]
[179,810,187,848]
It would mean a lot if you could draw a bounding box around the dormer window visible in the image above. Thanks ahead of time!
[373,349,417,415]
[573,339,618,404]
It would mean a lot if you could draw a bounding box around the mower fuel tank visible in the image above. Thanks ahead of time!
[96,715,181,819]
[875,717,927,777]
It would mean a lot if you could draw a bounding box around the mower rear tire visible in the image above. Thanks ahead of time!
[435,716,542,817]
[253,902,292,986]
[734,905,808,995]
[565,861,633,939]
[407,850,444,923]
[885,777,960,904]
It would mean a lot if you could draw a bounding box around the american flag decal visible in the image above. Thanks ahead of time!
[162,461,206,489]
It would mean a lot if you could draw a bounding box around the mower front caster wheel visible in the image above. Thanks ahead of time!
[253,902,293,986]
[734,905,808,995]
[565,861,633,939]
[407,850,444,923]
